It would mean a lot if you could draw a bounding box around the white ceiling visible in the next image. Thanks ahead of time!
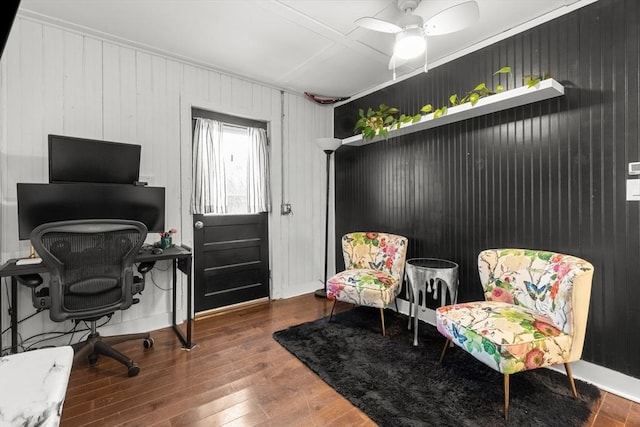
[18,0,592,98]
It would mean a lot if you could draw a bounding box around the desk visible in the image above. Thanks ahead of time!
[0,346,73,426]
[0,245,194,354]
[405,258,459,346]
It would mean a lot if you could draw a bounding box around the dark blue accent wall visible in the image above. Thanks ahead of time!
[334,0,640,379]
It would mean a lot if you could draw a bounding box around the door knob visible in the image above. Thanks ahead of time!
[194,221,204,229]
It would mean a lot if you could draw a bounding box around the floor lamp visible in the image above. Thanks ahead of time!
[314,137,342,298]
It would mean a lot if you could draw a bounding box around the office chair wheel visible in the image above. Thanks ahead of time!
[143,338,154,349]
[88,354,98,367]
[127,363,140,377]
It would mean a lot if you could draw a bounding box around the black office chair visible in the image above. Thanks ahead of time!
[29,219,154,377]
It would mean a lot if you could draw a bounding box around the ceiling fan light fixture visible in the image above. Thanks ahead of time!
[394,28,426,59]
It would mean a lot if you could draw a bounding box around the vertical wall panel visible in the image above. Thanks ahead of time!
[135,50,155,209]
[334,0,639,379]
[82,37,103,138]
[19,20,45,182]
[207,71,222,105]
[42,26,64,147]
[62,32,83,136]
[120,48,138,142]
[103,43,122,141]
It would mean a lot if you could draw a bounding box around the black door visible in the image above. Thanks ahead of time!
[193,213,269,312]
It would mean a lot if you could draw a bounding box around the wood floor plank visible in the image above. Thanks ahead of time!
[601,392,634,423]
[57,293,636,426]
[627,404,640,426]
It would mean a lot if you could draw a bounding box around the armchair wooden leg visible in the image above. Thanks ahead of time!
[564,363,578,397]
[328,300,337,322]
[439,339,451,364]
[504,374,510,420]
[379,308,386,336]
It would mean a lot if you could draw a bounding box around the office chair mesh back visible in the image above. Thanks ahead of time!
[43,230,135,311]
[32,220,146,322]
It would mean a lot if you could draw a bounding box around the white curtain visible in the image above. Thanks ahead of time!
[192,118,226,214]
[247,127,271,213]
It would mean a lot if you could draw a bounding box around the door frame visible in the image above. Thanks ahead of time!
[179,96,279,315]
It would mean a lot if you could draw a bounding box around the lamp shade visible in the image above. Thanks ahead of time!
[315,137,342,152]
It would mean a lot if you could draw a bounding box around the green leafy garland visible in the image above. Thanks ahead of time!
[354,67,549,140]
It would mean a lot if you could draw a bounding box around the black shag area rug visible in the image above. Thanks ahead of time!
[273,307,601,427]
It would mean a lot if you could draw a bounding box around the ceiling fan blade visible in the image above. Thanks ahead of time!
[355,17,402,34]
[423,1,479,36]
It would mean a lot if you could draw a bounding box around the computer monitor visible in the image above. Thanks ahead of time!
[17,183,165,240]
[48,135,141,185]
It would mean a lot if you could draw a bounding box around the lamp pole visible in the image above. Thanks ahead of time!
[313,138,342,299]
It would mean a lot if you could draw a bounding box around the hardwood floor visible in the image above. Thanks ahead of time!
[60,294,640,426]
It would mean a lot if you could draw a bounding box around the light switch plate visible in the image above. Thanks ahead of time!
[626,179,640,201]
[629,162,640,175]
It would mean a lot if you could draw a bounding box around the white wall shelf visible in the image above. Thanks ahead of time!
[342,78,565,146]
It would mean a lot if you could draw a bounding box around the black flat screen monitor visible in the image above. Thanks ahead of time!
[17,183,165,240]
[48,135,141,184]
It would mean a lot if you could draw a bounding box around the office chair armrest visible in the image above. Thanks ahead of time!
[138,261,156,275]
[16,274,51,310]
[16,274,43,288]
[132,261,155,295]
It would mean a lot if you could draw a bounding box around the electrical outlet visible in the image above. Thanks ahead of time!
[281,203,293,215]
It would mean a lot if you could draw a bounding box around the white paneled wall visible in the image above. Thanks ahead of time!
[0,16,334,352]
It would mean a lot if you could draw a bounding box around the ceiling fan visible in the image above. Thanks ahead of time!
[355,0,480,74]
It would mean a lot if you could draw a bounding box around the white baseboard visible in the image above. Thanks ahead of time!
[548,360,640,403]
[280,280,325,299]
[98,312,173,337]
[395,300,640,403]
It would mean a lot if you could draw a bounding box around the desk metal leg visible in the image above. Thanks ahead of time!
[172,259,177,329]
[185,257,192,347]
[172,257,194,349]
[11,277,18,353]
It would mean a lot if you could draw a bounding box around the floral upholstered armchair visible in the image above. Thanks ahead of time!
[327,232,408,336]
[436,249,594,419]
